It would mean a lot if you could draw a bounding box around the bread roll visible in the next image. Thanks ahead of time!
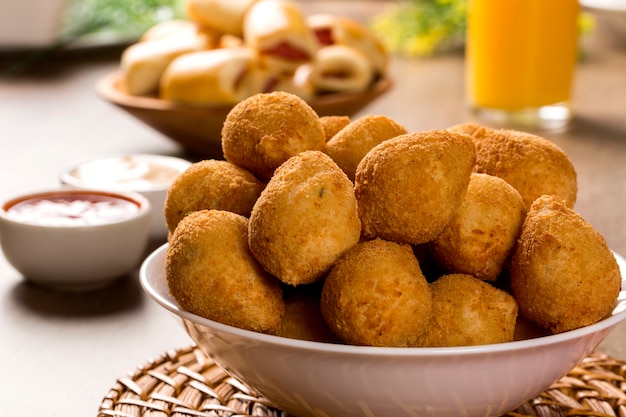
[185,0,258,37]
[160,47,257,105]
[308,44,374,94]
[275,64,316,100]
[120,30,212,96]
[243,0,318,75]
[307,14,388,76]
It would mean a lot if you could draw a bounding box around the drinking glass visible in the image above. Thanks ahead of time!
[466,0,580,131]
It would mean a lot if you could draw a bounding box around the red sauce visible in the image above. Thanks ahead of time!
[5,191,141,226]
[314,28,334,46]
[263,42,311,61]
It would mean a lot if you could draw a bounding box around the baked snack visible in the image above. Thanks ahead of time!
[185,0,259,37]
[243,0,318,74]
[120,29,213,96]
[306,44,374,94]
[117,0,391,105]
[159,47,258,104]
[307,14,388,76]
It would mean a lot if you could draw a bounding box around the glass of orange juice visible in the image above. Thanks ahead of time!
[466,0,579,131]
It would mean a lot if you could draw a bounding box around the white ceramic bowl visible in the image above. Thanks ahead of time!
[0,188,151,291]
[141,243,626,417]
[59,153,191,241]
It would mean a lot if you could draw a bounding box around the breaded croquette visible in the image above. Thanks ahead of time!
[325,114,408,181]
[164,159,264,234]
[221,91,326,181]
[275,285,342,343]
[447,122,577,210]
[319,115,351,142]
[248,150,361,286]
[429,173,526,281]
[321,238,432,347]
[355,130,475,244]
[510,195,621,333]
[417,274,518,347]
[166,209,285,333]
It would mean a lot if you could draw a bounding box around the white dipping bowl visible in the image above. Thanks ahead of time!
[59,153,191,241]
[140,243,626,417]
[0,188,151,291]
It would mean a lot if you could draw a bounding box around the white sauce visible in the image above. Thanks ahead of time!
[68,154,188,190]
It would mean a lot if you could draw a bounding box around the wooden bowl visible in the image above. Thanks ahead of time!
[96,71,393,158]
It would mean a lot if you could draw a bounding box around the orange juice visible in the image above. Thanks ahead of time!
[466,0,579,118]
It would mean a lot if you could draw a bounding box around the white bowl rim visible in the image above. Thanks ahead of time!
[0,187,152,228]
[141,242,626,357]
[580,0,626,12]
[59,153,192,192]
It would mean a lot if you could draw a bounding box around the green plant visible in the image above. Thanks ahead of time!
[61,0,185,41]
[371,0,468,57]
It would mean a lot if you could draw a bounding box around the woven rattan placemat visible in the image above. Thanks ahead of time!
[97,345,626,417]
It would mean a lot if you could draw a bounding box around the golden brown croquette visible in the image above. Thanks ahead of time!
[166,209,285,333]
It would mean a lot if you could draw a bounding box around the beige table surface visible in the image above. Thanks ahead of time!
[0,2,625,416]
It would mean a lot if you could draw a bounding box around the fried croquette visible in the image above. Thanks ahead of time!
[429,173,526,281]
[320,238,433,347]
[319,115,351,142]
[513,315,551,341]
[164,159,265,234]
[354,130,475,244]
[412,243,445,282]
[416,274,518,347]
[510,195,621,334]
[221,91,326,180]
[166,210,285,333]
[325,114,408,181]
[248,150,361,286]
[275,287,342,343]
[447,122,577,210]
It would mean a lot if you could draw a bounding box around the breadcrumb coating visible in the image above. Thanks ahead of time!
[221,91,326,180]
[248,150,361,285]
[321,238,433,347]
[510,195,621,333]
[355,129,475,244]
[448,123,577,210]
[166,209,285,333]
[164,159,264,234]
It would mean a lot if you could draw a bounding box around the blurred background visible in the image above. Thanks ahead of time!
[0,0,185,49]
[2,0,625,79]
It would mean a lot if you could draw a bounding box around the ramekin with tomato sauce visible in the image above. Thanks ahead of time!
[0,188,151,291]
